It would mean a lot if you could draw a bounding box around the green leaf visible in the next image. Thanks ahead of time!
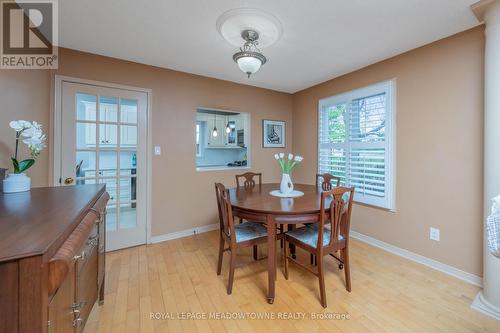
[11,158,20,173]
[18,159,35,173]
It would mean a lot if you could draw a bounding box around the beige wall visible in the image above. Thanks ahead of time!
[292,27,485,276]
[0,48,292,236]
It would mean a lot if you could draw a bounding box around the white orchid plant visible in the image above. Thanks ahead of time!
[9,120,46,174]
[274,153,304,174]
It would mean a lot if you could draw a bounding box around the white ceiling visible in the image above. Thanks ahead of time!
[59,0,480,93]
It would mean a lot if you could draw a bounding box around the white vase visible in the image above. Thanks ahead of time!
[3,173,31,193]
[280,173,294,195]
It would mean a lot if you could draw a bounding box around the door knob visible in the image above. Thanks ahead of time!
[64,177,74,185]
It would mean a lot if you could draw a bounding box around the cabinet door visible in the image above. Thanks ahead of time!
[48,268,76,333]
[97,212,106,304]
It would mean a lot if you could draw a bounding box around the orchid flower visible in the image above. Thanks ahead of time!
[9,120,46,174]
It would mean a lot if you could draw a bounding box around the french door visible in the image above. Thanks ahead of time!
[58,81,148,251]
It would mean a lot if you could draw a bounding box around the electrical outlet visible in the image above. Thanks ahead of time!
[154,146,161,155]
[430,227,440,241]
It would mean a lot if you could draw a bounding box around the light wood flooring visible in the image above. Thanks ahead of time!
[84,230,500,332]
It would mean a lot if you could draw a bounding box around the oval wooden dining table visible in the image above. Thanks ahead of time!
[229,183,334,304]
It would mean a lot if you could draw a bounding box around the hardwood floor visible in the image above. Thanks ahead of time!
[84,230,500,333]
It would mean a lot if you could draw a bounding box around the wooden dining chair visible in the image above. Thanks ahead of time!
[235,172,285,248]
[316,173,341,190]
[309,173,342,264]
[235,172,262,188]
[215,183,269,294]
[283,187,355,307]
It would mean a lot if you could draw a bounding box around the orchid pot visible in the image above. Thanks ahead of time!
[3,173,31,193]
[3,120,46,193]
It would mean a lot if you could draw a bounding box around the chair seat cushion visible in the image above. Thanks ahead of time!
[232,221,267,243]
[286,224,344,248]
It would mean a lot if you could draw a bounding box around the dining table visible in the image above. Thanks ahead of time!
[229,182,334,304]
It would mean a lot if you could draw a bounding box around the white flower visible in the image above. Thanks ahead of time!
[23,135,43,146]
[288,153,294,160]
[274,154,280,160]
[9,120,31,132]
[279,153,284,158]
[21,122,43,138]
[295,156,304,162]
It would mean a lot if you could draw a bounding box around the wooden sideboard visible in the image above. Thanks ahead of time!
[0,185,109,333]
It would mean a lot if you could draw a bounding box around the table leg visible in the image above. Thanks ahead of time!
[287,224,297,259]
[267,215,276,304]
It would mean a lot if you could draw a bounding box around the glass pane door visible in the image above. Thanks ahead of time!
[61,81,147,251]
[75,94,138,233]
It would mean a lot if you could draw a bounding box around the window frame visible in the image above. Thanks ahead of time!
[317,79,396,210]
[195,121,202,157]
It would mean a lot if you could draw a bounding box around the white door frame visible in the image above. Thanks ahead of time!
[52,75,153,244]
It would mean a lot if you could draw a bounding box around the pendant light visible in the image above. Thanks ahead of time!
[226,122,231,133]
[233,30,267,78]
[212,113,218,137]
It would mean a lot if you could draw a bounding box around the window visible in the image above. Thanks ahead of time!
[195,108,250,170]
[318,80,395,209]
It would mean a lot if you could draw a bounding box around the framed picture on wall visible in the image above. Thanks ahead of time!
[262,119,286,148]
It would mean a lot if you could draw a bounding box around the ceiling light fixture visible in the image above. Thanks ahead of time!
[233,29,267,78]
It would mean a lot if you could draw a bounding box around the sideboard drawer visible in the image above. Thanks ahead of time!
[48,212,97,295]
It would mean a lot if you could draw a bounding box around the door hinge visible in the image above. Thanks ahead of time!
[47,319,51,333]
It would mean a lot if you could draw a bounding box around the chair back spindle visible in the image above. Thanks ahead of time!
[316,173,341,191]
[235,172,262,189]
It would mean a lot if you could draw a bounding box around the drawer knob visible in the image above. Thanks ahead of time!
[87,236,99,246]
[73,251,86,261]
[72,318,84,327]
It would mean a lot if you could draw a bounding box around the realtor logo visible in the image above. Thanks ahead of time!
[1,0,58,69]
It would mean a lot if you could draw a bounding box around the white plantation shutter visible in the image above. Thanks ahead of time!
[318,80,395,209]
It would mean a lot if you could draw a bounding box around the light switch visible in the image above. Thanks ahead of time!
[154,146,161,155]
[430,227,440,241]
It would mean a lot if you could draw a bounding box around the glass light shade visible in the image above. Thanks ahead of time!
[212,127,218,137]
[236,56,262,75]
[226,124,231,133]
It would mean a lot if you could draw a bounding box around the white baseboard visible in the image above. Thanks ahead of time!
[350,230,483,287]
[471,292,500,321]
[150,223,219,244]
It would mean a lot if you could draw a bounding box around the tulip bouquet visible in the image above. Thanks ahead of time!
[273,153,304,195]
[9,120,46,173]
[274,153,304,174]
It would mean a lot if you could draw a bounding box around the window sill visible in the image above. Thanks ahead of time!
[353,200,396,213]
[196,166,251,172]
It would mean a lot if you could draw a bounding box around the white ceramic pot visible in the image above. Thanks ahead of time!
[3,173,31,193]
[280,173,294,195]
